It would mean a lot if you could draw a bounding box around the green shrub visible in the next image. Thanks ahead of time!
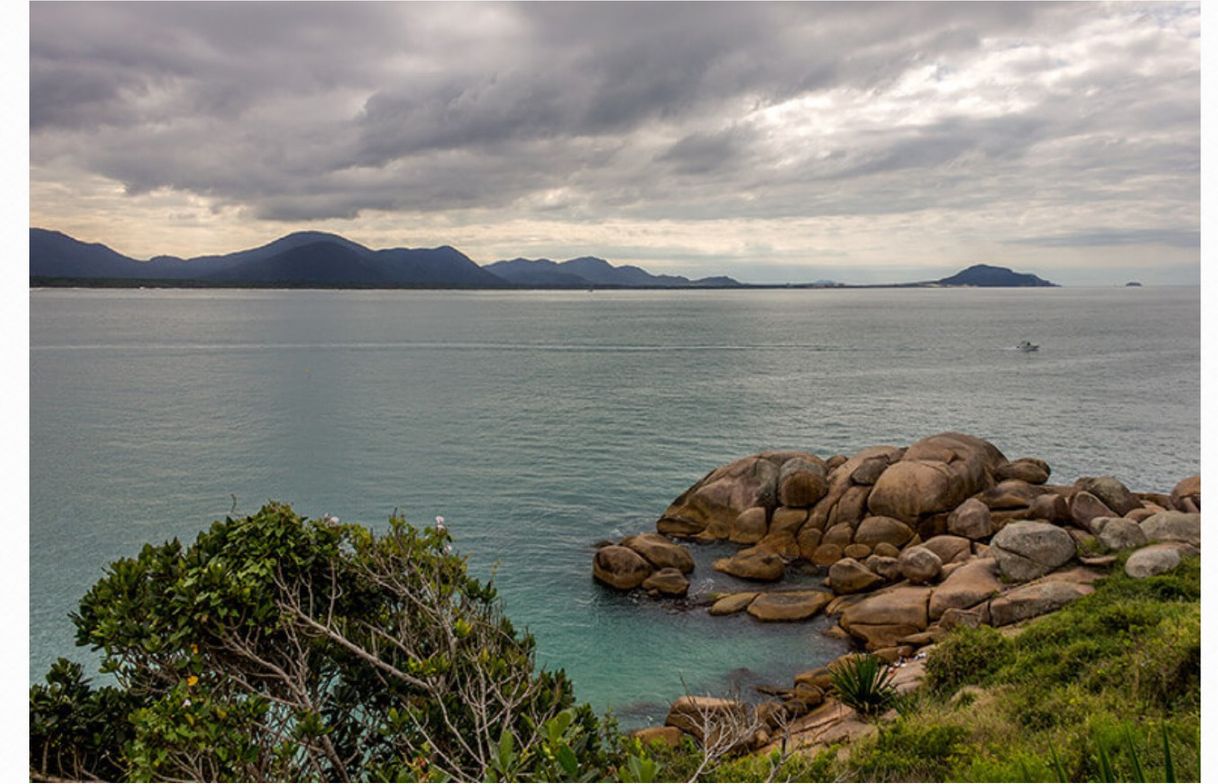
[32,503,614,782]
[846,719,969,780]
[925,625,1013,693]
[829,654,898,717]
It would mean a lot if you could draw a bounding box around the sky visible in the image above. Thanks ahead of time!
[28,1,1201,285]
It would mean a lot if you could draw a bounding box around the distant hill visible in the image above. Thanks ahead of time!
[30,229,505,288]
[935,264,1057,287]
[484,256,740,288]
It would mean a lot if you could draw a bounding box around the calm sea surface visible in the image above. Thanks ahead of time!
[30,286,1199,723]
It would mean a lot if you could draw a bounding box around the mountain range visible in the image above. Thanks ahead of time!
[29,229,739,289]
[29,228,1057,289]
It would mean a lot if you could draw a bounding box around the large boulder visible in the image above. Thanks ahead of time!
[642,568,690,596]
[778,458,828,508]
[593,546,653,590]
[631,726,685,748]
[621,533,695,573]
[1070,491,1116,531]
[747,590,833,621]
[854,516,916,548]
[989,581,1093,626]
[1078,476,1141,516]
[990,521,1076,582]
[658,456,780,537]
[947,498,995,540]
[839,586,932,649]
[828,558,884,595]
[770,507,810,537]
[929,558,1002,619]
[1125,542,1197,579]
[804,446,902,531]
[995,458,1051,485]
[1170,475,1200,512]
[1096,518,1148,552]
[898,545,943,585]
[867,433,1006,524]
[713,548,785,581]
[1141,511,1200,548]
[729,506,769,544]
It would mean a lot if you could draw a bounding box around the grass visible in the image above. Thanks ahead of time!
[833,555,1200,782]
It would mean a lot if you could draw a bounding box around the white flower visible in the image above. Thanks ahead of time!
[435,515,447,533]
[183,698,192,707]
[444,544,453,554]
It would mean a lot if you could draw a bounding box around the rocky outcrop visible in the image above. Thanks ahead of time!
[592,546,653,590]
[868,433,1006,525]
[658,455,781,537]
[990,521,1076,582]
[839,585,932,649]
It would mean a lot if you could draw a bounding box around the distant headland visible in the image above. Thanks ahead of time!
[29,228,1058,290]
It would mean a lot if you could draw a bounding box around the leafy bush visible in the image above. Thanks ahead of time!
[925,625,1012,694]
[31,503,614,782]
[828,654,897,717]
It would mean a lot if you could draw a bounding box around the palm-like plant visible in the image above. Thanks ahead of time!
[828,654,898,717]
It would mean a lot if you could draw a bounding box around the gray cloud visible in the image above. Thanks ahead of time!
[29,1,1200,279]
[1007,229,1201,248]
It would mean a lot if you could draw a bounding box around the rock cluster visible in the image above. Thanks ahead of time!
[592,533,694,596]
[599,435,1200,748]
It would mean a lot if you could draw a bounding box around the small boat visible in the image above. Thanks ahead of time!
[1016,340,1039,352]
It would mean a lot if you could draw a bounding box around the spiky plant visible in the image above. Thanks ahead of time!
[828,654,898,718]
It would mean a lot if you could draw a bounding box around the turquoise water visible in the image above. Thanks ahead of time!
[29,287,1199,723]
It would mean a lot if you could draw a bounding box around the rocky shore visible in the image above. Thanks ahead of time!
[592,432,1201,755]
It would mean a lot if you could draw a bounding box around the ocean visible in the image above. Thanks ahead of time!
[29,286,1199,724]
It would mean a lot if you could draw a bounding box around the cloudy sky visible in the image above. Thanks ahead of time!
[29,2,1200,284]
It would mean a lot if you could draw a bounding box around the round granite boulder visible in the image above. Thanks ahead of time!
[990,521,1076,582]
[867,433,1006,523]
[854,516,916,549]
[947,498,995,540]
[1078,476,1141,517]
[1140,511,1200,548]
[829,558,884,595]
[1096,518,1148,552]
[898,545,943,585]
[1125,542,1196,579]
[778,458,829,508]
[1070,491,1116,532]
[995,458,1051,485]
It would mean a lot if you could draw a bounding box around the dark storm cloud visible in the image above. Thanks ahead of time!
[30,0,1200,265]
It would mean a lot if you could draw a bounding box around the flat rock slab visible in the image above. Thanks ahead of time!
[747,590,833,622]
[989,581,1093,626]
[708,591,760,616]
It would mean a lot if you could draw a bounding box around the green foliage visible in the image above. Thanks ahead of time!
[31,503,614,782]
[924,625,1013,693]
[833,556,1201,783]
[828,654,897,717]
